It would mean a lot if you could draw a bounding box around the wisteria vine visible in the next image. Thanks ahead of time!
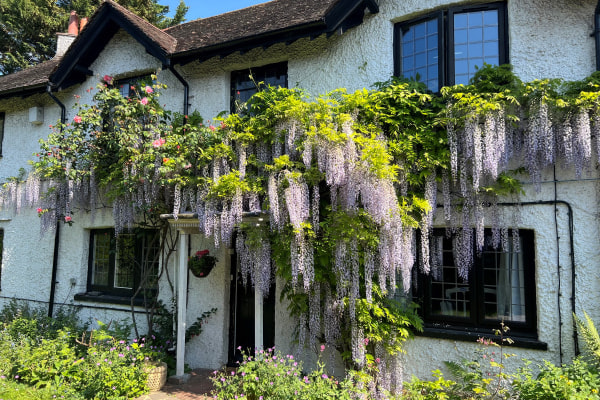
[4,66,600,394]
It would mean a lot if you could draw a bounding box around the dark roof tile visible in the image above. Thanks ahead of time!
[166,0,338,54]
[0,58,61,97]
[102,0,177,54]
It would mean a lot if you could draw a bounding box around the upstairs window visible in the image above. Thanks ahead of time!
[394,2,507,91]
[116,75,152,98]
[412,229,537,338]
[231,62,288,113]
[87,229,160,298]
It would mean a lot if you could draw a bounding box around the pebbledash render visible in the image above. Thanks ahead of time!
[0,0,598,380]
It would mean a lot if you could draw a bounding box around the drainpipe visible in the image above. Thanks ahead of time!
[595,1,600,70]
[497,200,577,362]
[46,84,66,318]
[168,65,189,116]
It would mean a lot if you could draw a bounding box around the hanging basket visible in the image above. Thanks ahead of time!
[144,360,167,391]
[189,250,218,278]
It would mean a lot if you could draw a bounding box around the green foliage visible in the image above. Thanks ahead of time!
[0,299,84,340]
[185,307,217,342]
[575,312,600,367]
[0,378,84,400]
[513,358,600,400]
[0,0,187,75]
[400,370,461,400]
[0,0,63,75]
[211,347,372,400]
[0,308,169,399]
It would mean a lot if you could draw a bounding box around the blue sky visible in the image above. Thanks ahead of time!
[163,0,270,21]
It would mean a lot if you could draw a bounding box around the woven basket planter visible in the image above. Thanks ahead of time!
[144,360,167,391]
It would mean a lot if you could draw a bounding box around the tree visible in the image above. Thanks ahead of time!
[0,0,188,75]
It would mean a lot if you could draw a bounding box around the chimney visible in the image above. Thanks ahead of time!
[55,11,79,58]
[68,11,79,35]
[80,17,89,31]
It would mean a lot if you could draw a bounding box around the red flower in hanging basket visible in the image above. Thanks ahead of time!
[189,249,218,278]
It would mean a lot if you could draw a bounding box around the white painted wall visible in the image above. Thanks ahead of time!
[0,0,599,379]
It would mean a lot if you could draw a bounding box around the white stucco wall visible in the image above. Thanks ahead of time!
[0,0,599,379]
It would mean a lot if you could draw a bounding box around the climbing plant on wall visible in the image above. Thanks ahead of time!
[5,65,600,394]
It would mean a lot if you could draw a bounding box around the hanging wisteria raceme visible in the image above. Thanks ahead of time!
[525,99,553,190]
[308,284,321,348]
[420,171,437,275]
[235,228,272,296]
[569,110,592,177]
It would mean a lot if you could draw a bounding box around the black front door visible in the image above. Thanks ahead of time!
[228,251,275,365]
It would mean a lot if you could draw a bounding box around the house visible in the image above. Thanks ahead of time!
[0,0,598,383]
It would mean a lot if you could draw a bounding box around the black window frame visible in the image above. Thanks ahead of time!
[0,112,5,157]
[85,228,160,298]
[413,229,537,340]
[230,62,288,113]
[394,1,508,91]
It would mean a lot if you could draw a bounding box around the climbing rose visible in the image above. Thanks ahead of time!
[152,138,166,148]
[64,216,72,222]
[140,97,148,105]
[145,86,153,94]
[103,75,113,84]
[73,115,82,123]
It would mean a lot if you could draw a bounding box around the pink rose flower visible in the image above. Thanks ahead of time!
[103,75,113,84]
[73,115,82,123]
[152,138,165,148]
[64,216,72,222]
[145,86,153,94]
[140,97,148,105]
[36,208,43,213]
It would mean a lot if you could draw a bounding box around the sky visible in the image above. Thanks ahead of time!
[163,0,270,21]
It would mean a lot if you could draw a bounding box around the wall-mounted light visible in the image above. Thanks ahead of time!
[29,107,44,125]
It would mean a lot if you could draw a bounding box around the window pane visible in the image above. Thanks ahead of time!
[454,29,468,44]
[115,233,135,289]
[484,26,499,41]
[141,232,160,290]
[469,43,483,58]
[468,11,484,27]
[231,62,287,113]
[454,9,500,84]
[454,13,468,29]
[428,236,471,318]
[400,18,439,92]
[482,237,526,322]
[92,232,111,286]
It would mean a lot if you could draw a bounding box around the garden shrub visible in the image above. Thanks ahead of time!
[0,306,166,399]
[513,358,600,400]
[0,377,83,400]
[211,347,372,400]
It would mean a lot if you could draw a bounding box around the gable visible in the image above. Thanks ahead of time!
[50,1,176,91]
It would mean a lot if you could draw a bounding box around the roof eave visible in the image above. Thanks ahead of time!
[0,83,48,101]
[172,0,379,66]
[172,21,327,65]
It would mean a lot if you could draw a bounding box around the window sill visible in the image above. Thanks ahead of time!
[74,292,155,307]
[418,325,548,350]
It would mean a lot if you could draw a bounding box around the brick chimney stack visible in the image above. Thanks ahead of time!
[68,11,79,35]
[56,11,79,58]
